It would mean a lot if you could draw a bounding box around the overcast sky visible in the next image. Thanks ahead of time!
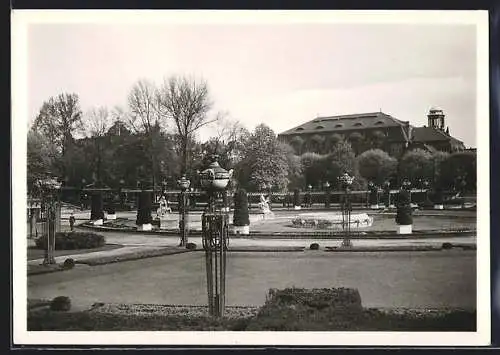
[27,20,478,147]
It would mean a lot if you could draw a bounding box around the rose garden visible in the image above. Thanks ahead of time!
[26,79,477,331]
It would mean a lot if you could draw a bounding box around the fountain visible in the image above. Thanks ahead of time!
[291,212,373,230]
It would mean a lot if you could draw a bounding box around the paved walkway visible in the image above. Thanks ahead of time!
[28,207,474,267]
[27,224,476,266]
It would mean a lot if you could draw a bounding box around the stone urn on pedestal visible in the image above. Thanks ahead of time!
[395,180,413,234]
[233,188,250,235]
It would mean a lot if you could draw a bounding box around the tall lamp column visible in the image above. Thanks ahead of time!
[199,155,233,317]
[38,178,62,265]
[177,175,191,247]
[339,173,354,248]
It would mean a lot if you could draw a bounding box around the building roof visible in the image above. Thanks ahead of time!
[411,126,463,145]
[278,112,409,136]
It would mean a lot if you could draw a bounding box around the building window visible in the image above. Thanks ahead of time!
[315,125,325,129]
[296,127,304,131]
[353,122,363,127]
[375,121,385,125]
[334,124,343,128]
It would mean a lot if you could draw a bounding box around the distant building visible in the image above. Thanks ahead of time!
[278,108,466,157]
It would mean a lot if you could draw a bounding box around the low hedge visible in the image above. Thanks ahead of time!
[35,232,105,250]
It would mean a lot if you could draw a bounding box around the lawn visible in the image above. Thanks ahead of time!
[27,244,123,261]
[28,250,476,309]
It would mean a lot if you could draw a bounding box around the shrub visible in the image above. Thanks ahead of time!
[35,232,105,250]
[136,191,153,225]
[432,187,444,205]
[63,258,75,269]
[395,190,413,225]
[233,189,250,227]
[186,242,197,250]
[90,192,104,221]
[324,190,331,208]
[442,242,453,250]
[246,287,364,331]
[309,243,320,250]
[50,296,71,312]
[293,188,301,207]
[368,183,378,205]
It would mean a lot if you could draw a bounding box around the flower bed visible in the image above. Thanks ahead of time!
[27,287,476,331]
[35,232,105,250]
[75,247,191,266]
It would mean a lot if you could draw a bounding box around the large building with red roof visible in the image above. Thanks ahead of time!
[278,108,465,157]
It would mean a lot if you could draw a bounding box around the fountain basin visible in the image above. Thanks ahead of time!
[291,212,373,230]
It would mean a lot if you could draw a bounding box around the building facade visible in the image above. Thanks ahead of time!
[278,108,465,158]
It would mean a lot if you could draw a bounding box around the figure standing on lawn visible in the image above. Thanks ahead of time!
[69,213,75,231]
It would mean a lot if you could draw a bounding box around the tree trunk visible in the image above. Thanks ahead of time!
[182,137,189,175]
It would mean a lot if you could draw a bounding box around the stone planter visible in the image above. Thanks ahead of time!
[106,213,117,220]
[92,219,103,226]
[233,225,250,235]
[434,204,444,210]
[138,223,152,231]
[397,224,412,234]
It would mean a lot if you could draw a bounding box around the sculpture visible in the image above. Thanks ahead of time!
[259,193,271,213]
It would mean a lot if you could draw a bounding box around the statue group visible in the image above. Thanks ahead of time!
[258,194,274,218]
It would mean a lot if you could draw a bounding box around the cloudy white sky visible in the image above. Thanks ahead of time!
[25,13,480,147]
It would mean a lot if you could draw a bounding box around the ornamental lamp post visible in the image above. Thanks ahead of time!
[38,177,62,265]
[306,184,312,208]
[339,172,354,248]
[324,181,331,208]
[383,180,391,208]
[199,155,233,317]
[177,175,191,247]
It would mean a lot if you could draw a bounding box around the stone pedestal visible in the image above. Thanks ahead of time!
[106,214,117,220]
[92,219,103,226]
[138,223,152,231]
[397,224,412,234]
[233,225,250,235]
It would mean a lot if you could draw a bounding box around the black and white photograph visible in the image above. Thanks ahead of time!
[12,10,490,346]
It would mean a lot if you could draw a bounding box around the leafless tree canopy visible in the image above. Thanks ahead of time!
[158,75,216,173]
[82,106,112,138]
[127,79,161,134]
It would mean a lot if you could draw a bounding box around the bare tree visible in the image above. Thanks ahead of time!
[82,106,113,184]
[126,79,164,189]
[204,115,250,168]
[158,75,216,175]
[83,106,112,138]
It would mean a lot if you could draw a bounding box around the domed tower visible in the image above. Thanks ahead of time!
[427,107,446,131]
